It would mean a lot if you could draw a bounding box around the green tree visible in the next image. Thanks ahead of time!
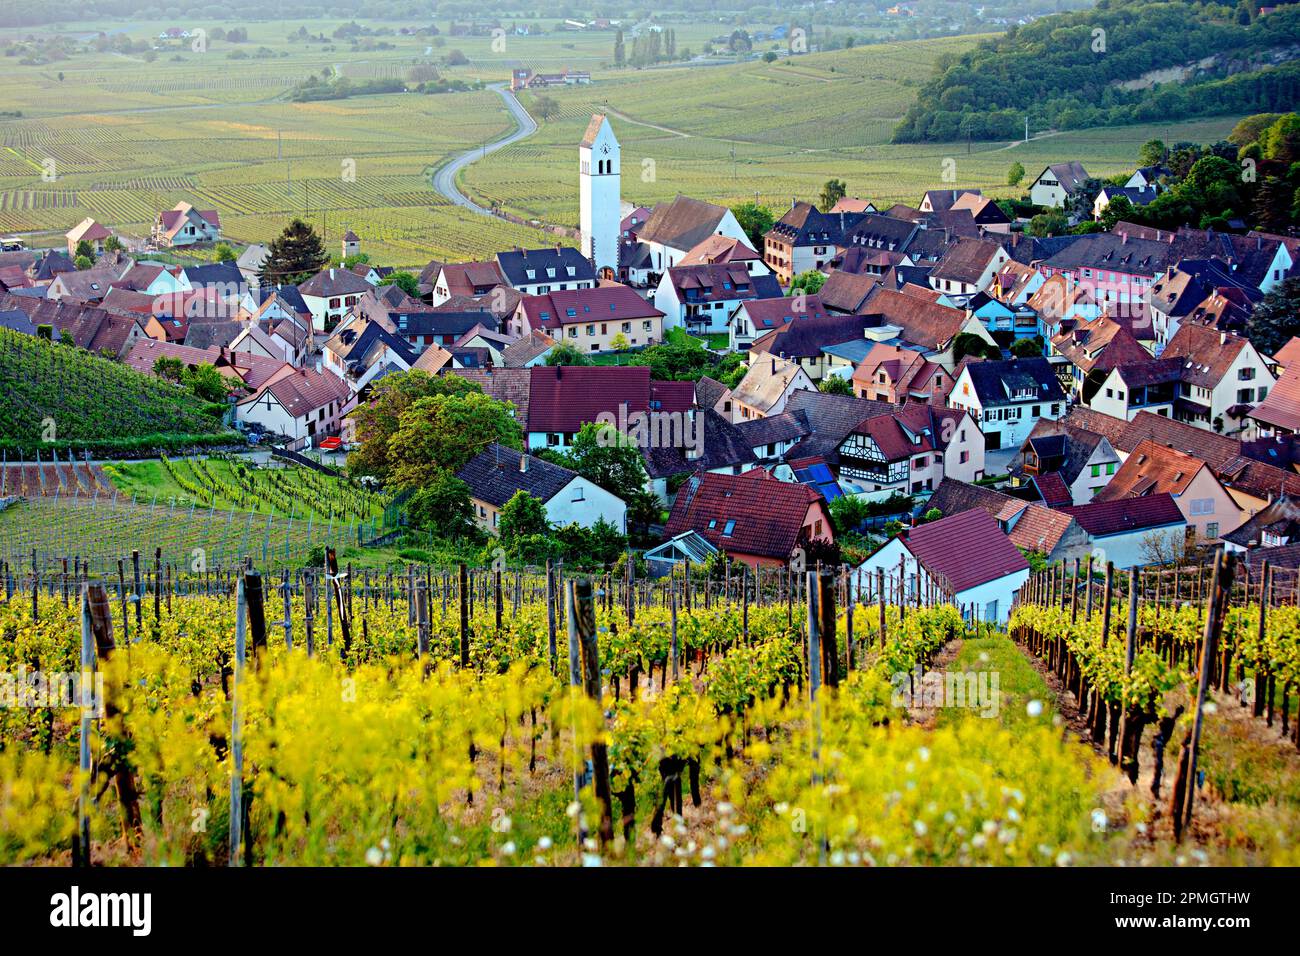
[952,332,1000,363]
[1138,138,1167,167]
[406,471,477,539]
[730,200,774,249]
[1006,161,1025,187]
[534,95,559,121]
[613,28,625,67]
[1009,337,1044,358]
[548,422,648,504]
[819,375,853,395]
[1229,113,1281,146]
[153,355,184,382]
[388,391,523,488]
[259,217,329,286]
[1263,113,1300,164]
[214,242,236,263]
[544,341,592,366]
[497,490,550,544]
[609,332,630,351]
[181,363,233,403]
[1026,210,1068,237]
[73,255,93,270]
[1246,276,1300,357]
[59,329,74,346]
[103,235,124,253]
[347,370,484,481]
[74,239,94,260]
[789,270,825,295]
[818,178,847,212]
[380,271,420,297]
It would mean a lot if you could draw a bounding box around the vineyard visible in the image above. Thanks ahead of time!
[0,330,237,454]
[1,551,1296,867]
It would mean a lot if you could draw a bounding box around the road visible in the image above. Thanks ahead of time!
[431,83,537,216]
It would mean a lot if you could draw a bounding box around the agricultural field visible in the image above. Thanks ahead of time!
[0,555,1297,868]
[0,17,1245,265]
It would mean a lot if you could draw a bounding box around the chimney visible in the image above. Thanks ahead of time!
[1220,331,1227,346]
[1121,233,1128,244]
[771,357,776,374]
[329,268,335,280]
[519,454,529,473]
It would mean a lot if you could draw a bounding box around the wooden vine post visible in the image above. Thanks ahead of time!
[458,563,470,668]
[567,578,614,847]
[545,559,557,673]
[229,575,248,867]
[325,547,351,660]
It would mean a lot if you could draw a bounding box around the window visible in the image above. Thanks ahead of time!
[723,520,736,537]
[572,486,585,502]
[586,325,595,336]
[1106,462,1116,475]
[1240,367,1256,381]
[1237,388,1254,404]
[1205,522,1219,539]
[1091,464,1101,478]
[960,450,969,464]
[1189,498,1215,516]
[1032,405,1040,417]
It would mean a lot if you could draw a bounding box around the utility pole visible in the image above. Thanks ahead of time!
[1024,115,1029,144]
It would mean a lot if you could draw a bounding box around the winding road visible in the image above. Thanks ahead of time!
[431,83,538,216]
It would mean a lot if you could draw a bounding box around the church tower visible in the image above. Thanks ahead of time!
[579,113,619,274]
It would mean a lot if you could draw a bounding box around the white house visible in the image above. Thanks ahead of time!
[836,404,985,499]
[652,263,782,334]
[579,114,621,274]
[855,508,1029,624]
[637,194,750,274]
[949,357,1067,451]
[297,267,373,331]
[1159,325,1276,435]
[729,356,816,422]
[1060,494,1187,569]
[152,202,221,247]
[456,443,628,533]
[235,367,350,451]
[1029,161,1090,210]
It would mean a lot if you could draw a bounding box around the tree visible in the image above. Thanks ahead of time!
[1229,113,1281,146]
[1247,276,1300,357]
[153,355,184,382]
[74,239,94,260]
[952,332,1000,363]
[762,51,777,63]
[1006,161,1025,187]
[445,48,469,66]
[497,491,550,545]
[1026,210,1068,237]
[1263,113,1300,164]
[789,270,825,295]
[103,235,124,253]
[214,242,236,263]
[347,370,485,481]
[1010,337,1044,358]
[406,471,477,539]
[73,255,92,270]
[1138,138,1167,167]
[544,341,592,366]
[819,376,853,395]
[613,28,625,67]
[388,391,523,488]
[380,271,420,297]
[182,363,233,403]
[59,329,74,346]
[818,178,847,212]
[549,422,648,504]
[731,201,774,249]
[259,218,328,285]
[534,95,559,121]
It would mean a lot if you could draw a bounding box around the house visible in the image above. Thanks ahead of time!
[152,202,221,247]
[642,410,757,502]
[1223,495,1300,552]
[926,238,1009,306]
[495,247,596,296]
[728,356,815,422]
[736,412,811,467]
[66,218,112,257]
[1088,358,1183,421]
[1093,439,1238,542]
[818,271,880,315]
[1029,161,1091,209]
[855,508,1029,623]
[235,367,350,450]
[1050,312,1152,401]
[927,477,1090,564]
[919,188,980,213]
[1038,230,1173,307]
[748,313,880,381]
[676,234,769,275]
[728,294,833,351]
[857,287,995,369]
[387,308,496,351]
[1251,363,1300,437]
[1006,418,1122,504]
[298,267,373,331]
[500,329,556,368]
[322,318,418,393]
[637,194,748,274]
[45,262,129,304]
[1158,325,1275,435]
[850,343,954,406]
[1061,494,1188,568]
[1126,165,1170,192]
[454,324,515,365]
[780,389,896,469]
[1147,260,1260,348]
[124,339,291,393]
[457,443,627,533]
[644,531,720,572]
[511,284,664,353]
[949,192,1012,233]
[665,469,834,569]
[523,364,693,450]
[1092,184,1157,219]
[829,197,878,215]
[0,294,146,359]
[948,357,1066,451]
[653,263,780,334]
[430,260,509,305]
[762,202,868,286]
[836,404,983,498]
[236,244,269,290]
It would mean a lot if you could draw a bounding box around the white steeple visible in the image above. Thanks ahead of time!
[579,113,620,273]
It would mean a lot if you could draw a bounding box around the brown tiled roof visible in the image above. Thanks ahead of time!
[750,313,877,359]
[520,284,662,330]
[1251,363,1300,434]
[1050,313,1150,374]
[411,343,454,374]
[818,270,880,313]
[240,367,347,417]
[677,234,761,266]
[436,260,508,297]
[1161,324,1255,389]
[450,367,530,424]
[929,237,1004,284]
[1113,410,1240,469]
[501,329,555,367]
[735,294,831,336]
[1094,439,1214,501]
[1061,493,1185,536]
[1273,336,1300,369]
[666,469,826,560]
[730,357,809,413]
[298,267,372,298]
[638,195,731,252]
[580,113,608,147]
[860,287,969,351]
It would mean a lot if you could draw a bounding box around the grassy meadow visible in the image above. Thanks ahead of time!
[0,17,1242,266]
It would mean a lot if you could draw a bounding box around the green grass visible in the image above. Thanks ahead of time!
[935,632,1059,732]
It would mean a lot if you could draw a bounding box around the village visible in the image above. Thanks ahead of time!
[2,108,1299,625]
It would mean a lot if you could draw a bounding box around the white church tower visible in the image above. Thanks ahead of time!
[579,113,620,274]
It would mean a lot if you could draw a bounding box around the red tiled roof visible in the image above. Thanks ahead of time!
[520,284,663,329]
[897,508,1028,593]
[1060,493,1185,536]
[527,365,655,434]
[665,469,827,560]
[1032,471,1073,508]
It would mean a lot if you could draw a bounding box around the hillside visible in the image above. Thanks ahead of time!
[0,329,237,454]
[893,0,1300,142]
